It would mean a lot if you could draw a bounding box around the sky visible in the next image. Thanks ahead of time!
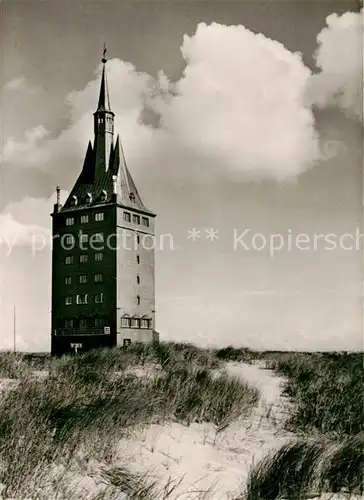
[0,0,363,352]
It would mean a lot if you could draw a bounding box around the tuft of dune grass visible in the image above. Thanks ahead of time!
[266,351,363,436]
[245,436,364,500]
[0,343,258,499]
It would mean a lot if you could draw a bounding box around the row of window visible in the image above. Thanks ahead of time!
[121,317,151,329]
[65,253,141,265]
[64,318,106,328]
[64,232,104,245]
[65,252,104,264]
[65,293,104,305]
[65,273,103,285]
[65,294,141,306]
[62,316,152,329]
[123,211,150,227]
[66,212,104,226]
[66,211,150,228]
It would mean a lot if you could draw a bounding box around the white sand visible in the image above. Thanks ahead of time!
[115,361,295,499]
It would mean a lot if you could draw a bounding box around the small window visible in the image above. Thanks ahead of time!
[80,318,87,327]
[66,217,74,226]
[136,234,140,244]
[136,255,140,264]
[81,215,89,224]
[94,232,104,242]
[95,293,104,304]
[72,195,78,206]
[65,276,72,285]
[131,317,140,328]
[142,217,149,227]
[80,233,89,244]
[65,256,74,265]
[123,211,131,223]
[65,319,74,327]
[136,275,140,285]
[95,252,103,262]
[123,338,132,347]
[133,214,140,225]
[80,254,88,263]
[95,318,105,327]
[129,193,136,203]
[86,193,92,204]
[95,212,104,222]
[76,294,88,305]
[140,318,149,329]
[65,235,74,245]
[100,190,107,201]
[136,295,140,306]
[121,316,131,328]
[94,273,103,283]
[65,296,72,305]
[79,275,87,284]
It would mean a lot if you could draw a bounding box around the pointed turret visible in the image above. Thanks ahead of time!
[93,45,114,174]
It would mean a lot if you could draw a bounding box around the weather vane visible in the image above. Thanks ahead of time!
[102,43,107,64]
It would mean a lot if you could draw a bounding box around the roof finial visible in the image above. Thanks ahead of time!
[102,43,107,64]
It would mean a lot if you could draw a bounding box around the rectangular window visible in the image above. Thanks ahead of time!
[76,294,88,305]
[95,252,103,262]
[95,293,104,304]
[80,254,88,263]
[80,233,89,244]
[65,319,74,327]
[136,275,140,285]
[95,212,104,221]
[93,233,104,242]
[136,255,140,264]
[136,295,140,306]
[95,318,105,327]
[66,217,74,226]
[64,235,74,245]
[121,317,131,328]
[133,214,140,225]
[65,256,74,265]
[140,318,149,329]
[65,296,72,305]
[142,217,149,227]
[131,318,140,328]
[94,273,103,283]
[79,275,87,284]
[65,276,72,285]
[123,211,131,222]
[123,339,132,347]
[81,215,89,224]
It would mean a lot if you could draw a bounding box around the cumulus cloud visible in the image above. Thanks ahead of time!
[3,125,51,168]
[3,76,40,95]
[307,10,363,121]
[2,22,321,181]
[0,190,68,253]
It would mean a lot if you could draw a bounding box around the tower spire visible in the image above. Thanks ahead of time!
[97,44,111,112]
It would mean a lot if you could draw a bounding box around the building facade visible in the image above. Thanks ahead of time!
[51,52,158,355]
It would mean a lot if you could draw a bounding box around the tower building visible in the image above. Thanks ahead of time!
[51,50,158,355]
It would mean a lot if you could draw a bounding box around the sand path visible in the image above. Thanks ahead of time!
[115,361,294,499]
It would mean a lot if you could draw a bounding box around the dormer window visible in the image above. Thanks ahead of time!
[86,193,92,204]
[129,192,135,203]
[72,195,78,206]
[100,190,107,202]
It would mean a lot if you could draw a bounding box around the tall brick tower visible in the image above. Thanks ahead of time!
[51,49,158,355]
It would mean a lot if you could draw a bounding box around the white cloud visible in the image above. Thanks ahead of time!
[0,190,68,252]
[3,125,51,168]
[2,23,321,181]
[4,76,40,95]
[307,10,363,121]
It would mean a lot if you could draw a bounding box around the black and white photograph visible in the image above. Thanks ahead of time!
[0,0,363,498]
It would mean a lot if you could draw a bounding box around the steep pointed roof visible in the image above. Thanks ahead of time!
[96,63,112,112]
